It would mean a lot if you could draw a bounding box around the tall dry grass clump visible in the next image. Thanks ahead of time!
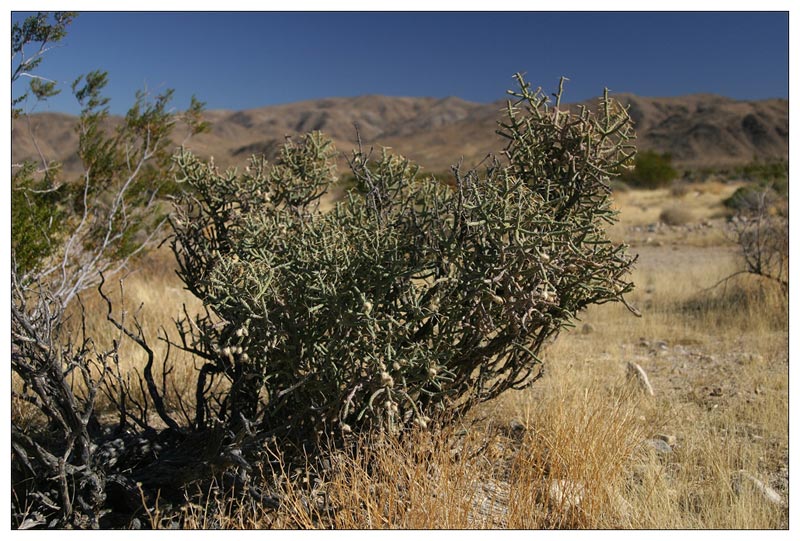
[541,239,788,529]
[159,384,651,530]
[504,386,647,528]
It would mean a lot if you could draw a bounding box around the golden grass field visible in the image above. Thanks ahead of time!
[44,180,788,529]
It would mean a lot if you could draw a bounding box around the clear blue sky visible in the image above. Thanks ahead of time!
[11,11,789,116]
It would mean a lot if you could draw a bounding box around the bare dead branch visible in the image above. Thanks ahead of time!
[99,274,179,431]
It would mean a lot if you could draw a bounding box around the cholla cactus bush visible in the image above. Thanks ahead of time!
[170,74,637,448]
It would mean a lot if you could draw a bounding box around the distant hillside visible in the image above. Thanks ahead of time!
[608,93,788,169]
[12,92,788,177]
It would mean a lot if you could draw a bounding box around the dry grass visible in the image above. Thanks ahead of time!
[16,184,788,529]
[607,181,740,248]
[541,242,788,529]
[610,181,739,228]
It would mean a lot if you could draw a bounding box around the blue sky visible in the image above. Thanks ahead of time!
[11,11,790,116]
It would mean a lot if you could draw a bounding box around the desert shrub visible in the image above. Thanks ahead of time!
[621,150,677,189]
[724,183,786,217]
[728,192,788,292]
[769,176,789,202]
[11,12,75,274]
[683,273,788,331]
[11,13,210,528]
[659,206,693,226]
[735,159,788,187]
[170,74,638,450]
[12,12,76,116]
[701,186,789,303]
[11,162,68,274]
[724,185,766,212]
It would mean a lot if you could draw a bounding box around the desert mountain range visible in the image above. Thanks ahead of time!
[12,92,788,177]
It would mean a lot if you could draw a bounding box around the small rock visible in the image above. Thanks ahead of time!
[508,419,527,439]
[17,516,46,530]
[547,479,585,511]
[645,438,673,455]
[743,353,765,364]
[471,479,510,525]
[655,434,677,446]
[581,323,595,335]
[733,471,785,506]
[610,490,633,520]
[626,362,655,396]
